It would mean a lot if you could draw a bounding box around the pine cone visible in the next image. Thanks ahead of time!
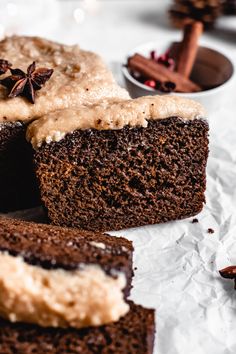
[223,0,236,14]
[169,0,222,29]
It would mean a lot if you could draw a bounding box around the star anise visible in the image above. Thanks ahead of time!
[0,59,12,75]
[0,61,53,104]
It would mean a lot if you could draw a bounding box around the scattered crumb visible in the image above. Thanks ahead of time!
[134,267,137,271]
[207,228,214,234]
[192,218,199,223]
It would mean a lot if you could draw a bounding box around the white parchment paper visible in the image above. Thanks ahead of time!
[1,1,236,352]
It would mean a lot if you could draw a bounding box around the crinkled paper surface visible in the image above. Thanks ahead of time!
[1,0,236,352]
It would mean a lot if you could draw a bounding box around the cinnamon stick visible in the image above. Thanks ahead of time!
[128,53,201,93]
[177,21,203,78]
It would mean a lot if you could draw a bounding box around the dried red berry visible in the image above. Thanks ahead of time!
[144,80,156,89]
[207,228,214,234]
[167,58,175,71]
[149,48,176,70]
[157,56,166,65]
[150,50,158,61]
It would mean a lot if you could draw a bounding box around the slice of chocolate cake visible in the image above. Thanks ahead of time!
[0,302,155,354]
[0,36,129,211]
[28,95,209,232]
[0,216,133,328]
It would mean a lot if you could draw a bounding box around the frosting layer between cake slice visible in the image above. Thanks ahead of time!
[0,217,133,328]
[0,252,128,328]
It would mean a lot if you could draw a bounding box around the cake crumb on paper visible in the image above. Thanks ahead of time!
[192,218,199,223]
[207,228,214,234]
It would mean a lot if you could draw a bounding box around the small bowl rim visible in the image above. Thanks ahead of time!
[122,42,235,98]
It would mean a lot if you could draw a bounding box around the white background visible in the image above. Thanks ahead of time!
[3,1,236,353]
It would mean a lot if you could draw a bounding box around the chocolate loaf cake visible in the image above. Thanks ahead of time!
[0,121,39,211]
[0,302,155,354]
[28,95,209,232]
[0,216,133,328]
[0,36,129,211]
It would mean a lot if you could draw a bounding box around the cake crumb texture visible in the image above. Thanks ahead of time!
[34,117,209,232]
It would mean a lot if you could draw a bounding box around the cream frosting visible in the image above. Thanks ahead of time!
[27,95,206,149]
[0,252,129,328]
[0,36,129,122]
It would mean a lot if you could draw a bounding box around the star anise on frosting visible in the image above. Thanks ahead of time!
[0,61,53,104]
[0,59,12,75]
